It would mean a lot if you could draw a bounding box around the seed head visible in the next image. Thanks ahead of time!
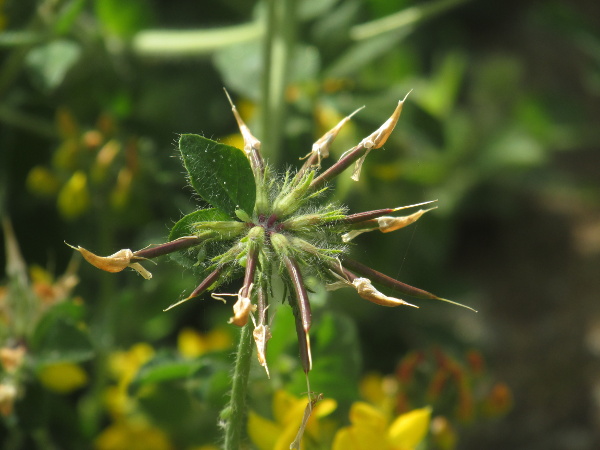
[72,93,475,377]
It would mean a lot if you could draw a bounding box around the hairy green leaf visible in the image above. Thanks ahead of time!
[179,134,256,217]
[169,208,232,241]
[169,208,232,269]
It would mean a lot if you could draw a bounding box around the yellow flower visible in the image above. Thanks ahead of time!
[37,362,88,393]
[26,166,61,197]
[332,403,431,450]
[104,343,154,418]
[95,421,173,450]
[177,327,232,359]
[247,390,337,450]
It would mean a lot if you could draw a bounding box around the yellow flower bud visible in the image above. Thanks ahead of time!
[26,166,61,197]
[57,171,90,219]
[38,362,88,393]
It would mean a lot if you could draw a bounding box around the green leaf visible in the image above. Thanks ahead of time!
[169,208,231,241]
[30,302,94,365]
[169,208,231,269]
[54,0,87,35]
[132,355,201,389]
[95,0,155,38]
[25,39,81,92]
[130,352,231,408]
[287,312,361,401]
[179,134,256,217]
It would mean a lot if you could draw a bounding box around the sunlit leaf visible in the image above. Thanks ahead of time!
[179,134,256,217]
[25,39,81,92]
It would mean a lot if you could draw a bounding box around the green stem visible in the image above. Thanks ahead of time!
[259,0,296,162]
[132,22,263,58]
[223,322,255,449]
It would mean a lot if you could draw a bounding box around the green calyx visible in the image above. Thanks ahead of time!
[187,165,348,288]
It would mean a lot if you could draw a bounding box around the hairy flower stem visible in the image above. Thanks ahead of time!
[223,321,254,450]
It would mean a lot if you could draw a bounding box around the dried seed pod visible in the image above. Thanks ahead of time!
[224,88,263,172]
[67,244,152,279]
[299,105,365,170]
[351,91,411,181]
[326,270,416,308]
[360,91,411,150]
[252,323,272,377]
[352,277,417,308]
[228,292,255,327]
[342,207,436,242]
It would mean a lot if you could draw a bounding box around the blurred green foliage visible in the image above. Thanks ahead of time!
[1,0,599,449]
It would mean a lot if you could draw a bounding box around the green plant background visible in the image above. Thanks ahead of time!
[1,0,600,449]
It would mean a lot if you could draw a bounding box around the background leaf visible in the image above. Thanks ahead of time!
[179,134,256,217]
[30,302,94,365]
[25,39,81,92]
[283,310,362,402]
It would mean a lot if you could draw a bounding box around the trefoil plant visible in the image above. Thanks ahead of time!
[70,91,474,448]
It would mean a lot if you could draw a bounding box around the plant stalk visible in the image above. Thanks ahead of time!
[223,321,255,450]
[259,0,296,162]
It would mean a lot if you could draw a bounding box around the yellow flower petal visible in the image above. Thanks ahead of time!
[387,407,431,449]
[349,402,387,432]
[332,427,355,450]
[247,410,281,450]
[331,402,391,450]
[333,424,389,450]
[275,420,305,450]
[38,362,88,393]
[314,398,337,418]
[360,372,386,406]
[273,390,302,425]
[177,328,209,358]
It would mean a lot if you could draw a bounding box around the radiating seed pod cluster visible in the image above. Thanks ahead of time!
[72,92,474,377]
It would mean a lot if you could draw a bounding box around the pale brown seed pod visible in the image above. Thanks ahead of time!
[67,244,152,279]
